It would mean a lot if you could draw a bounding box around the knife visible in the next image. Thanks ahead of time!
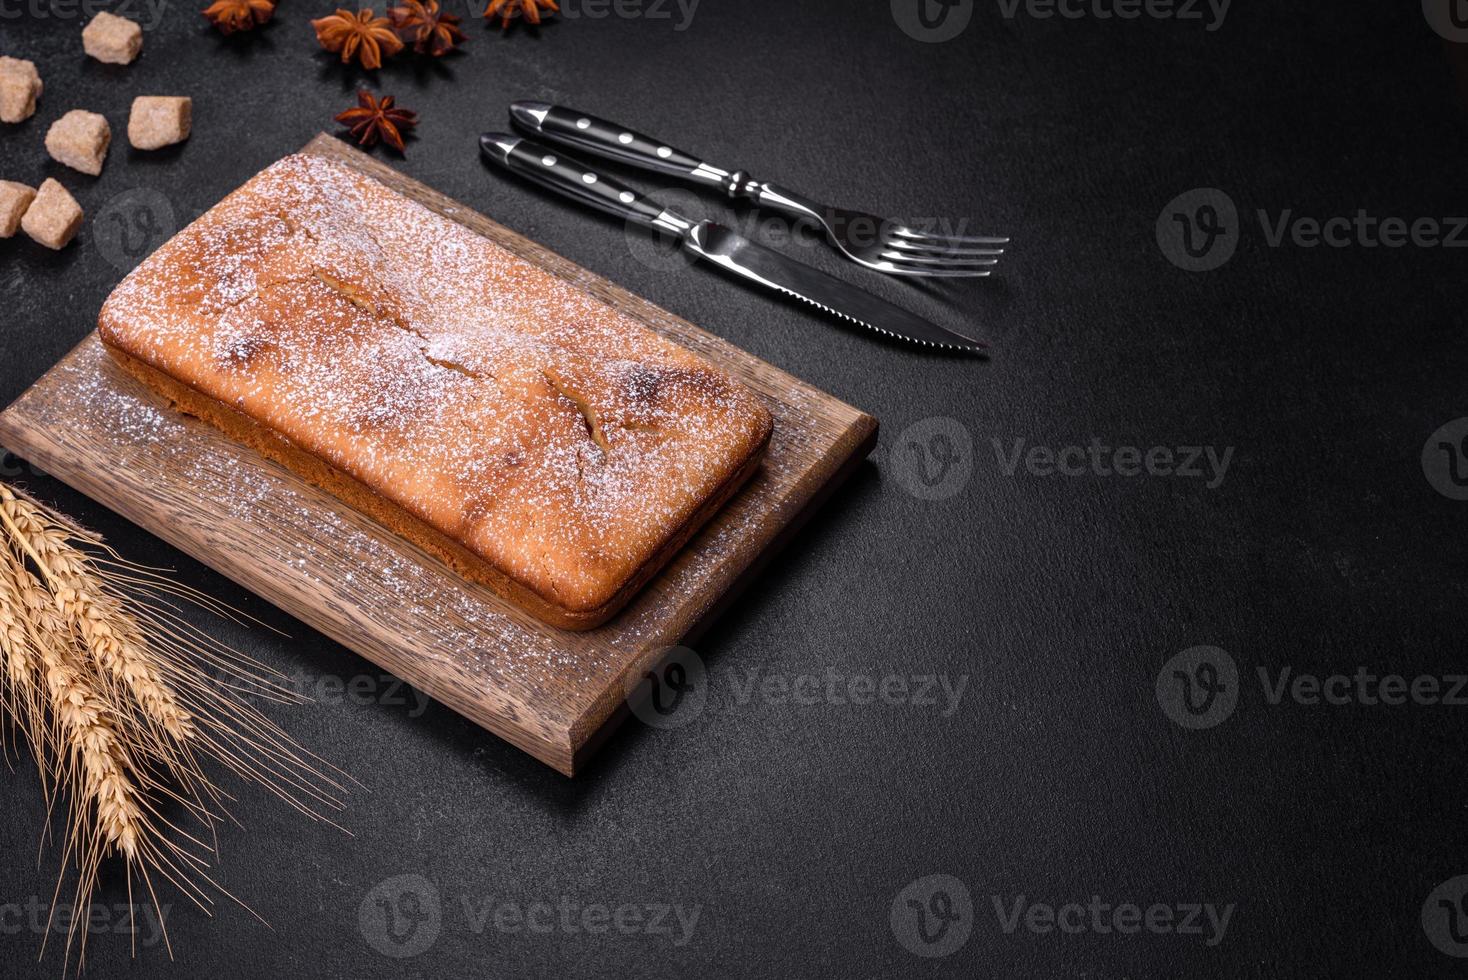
[478,133,987,354]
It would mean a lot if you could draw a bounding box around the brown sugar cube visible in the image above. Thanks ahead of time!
[81,11,144,65]
[21,179,83,250]
[45,110,111,176]
[0,56,42,123]
[128,96,191,150]
[0,181,36,237]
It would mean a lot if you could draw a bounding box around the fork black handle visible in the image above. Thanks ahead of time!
[510,100,759,198]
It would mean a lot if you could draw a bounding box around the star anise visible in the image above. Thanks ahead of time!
[335,90,418,152]
[311,8,405,69]
[202,0,275,34]
[390,0,467,56]
[483,0,558,29]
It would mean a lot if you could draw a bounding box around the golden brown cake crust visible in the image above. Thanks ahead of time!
[98,154,772,629]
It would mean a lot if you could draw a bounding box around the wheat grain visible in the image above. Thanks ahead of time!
[0,481,351,970]
[1,487,196,746]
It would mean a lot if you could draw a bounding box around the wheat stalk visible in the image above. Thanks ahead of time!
[0,482,352,973]
[1,489,195,746]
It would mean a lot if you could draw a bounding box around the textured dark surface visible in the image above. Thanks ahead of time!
[2,3,1466,977]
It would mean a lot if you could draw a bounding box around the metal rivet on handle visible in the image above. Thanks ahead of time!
[656,146,673,159]
[541,154,557,166]
[618,133,634,144]
[619,191,635,204]
[576,118,591,129]
[582,173,598,184]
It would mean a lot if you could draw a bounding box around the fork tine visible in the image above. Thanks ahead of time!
[874,265,992,277]
[884,238,1006,258]
[876,262,993,278]
[880,251,999,269]
[892,226,1011,247]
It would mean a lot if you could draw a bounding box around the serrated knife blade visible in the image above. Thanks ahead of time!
[684,223,987,354]
[478,130,986,354]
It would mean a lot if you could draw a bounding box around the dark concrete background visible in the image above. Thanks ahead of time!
[2,2,1467,976]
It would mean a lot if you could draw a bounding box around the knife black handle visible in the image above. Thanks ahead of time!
[510,101,748,193]
[480,133,693,235]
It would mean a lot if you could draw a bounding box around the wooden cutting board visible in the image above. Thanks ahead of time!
[0,134,877,776]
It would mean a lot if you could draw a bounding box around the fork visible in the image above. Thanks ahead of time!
[509,101,1007,279]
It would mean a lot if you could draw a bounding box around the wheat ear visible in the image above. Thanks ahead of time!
[0,481,352,972]
[0,487,195,746]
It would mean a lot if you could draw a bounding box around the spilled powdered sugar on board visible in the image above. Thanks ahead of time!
[55,342,795,693]
[0,136,875,771]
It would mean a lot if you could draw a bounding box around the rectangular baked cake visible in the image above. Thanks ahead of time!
[98,153,773,630]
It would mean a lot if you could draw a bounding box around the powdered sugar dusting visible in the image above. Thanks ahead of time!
[98,153,773,614]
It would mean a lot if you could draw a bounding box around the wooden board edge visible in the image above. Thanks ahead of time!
[0,369,579,775]
[564,410,879,774]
